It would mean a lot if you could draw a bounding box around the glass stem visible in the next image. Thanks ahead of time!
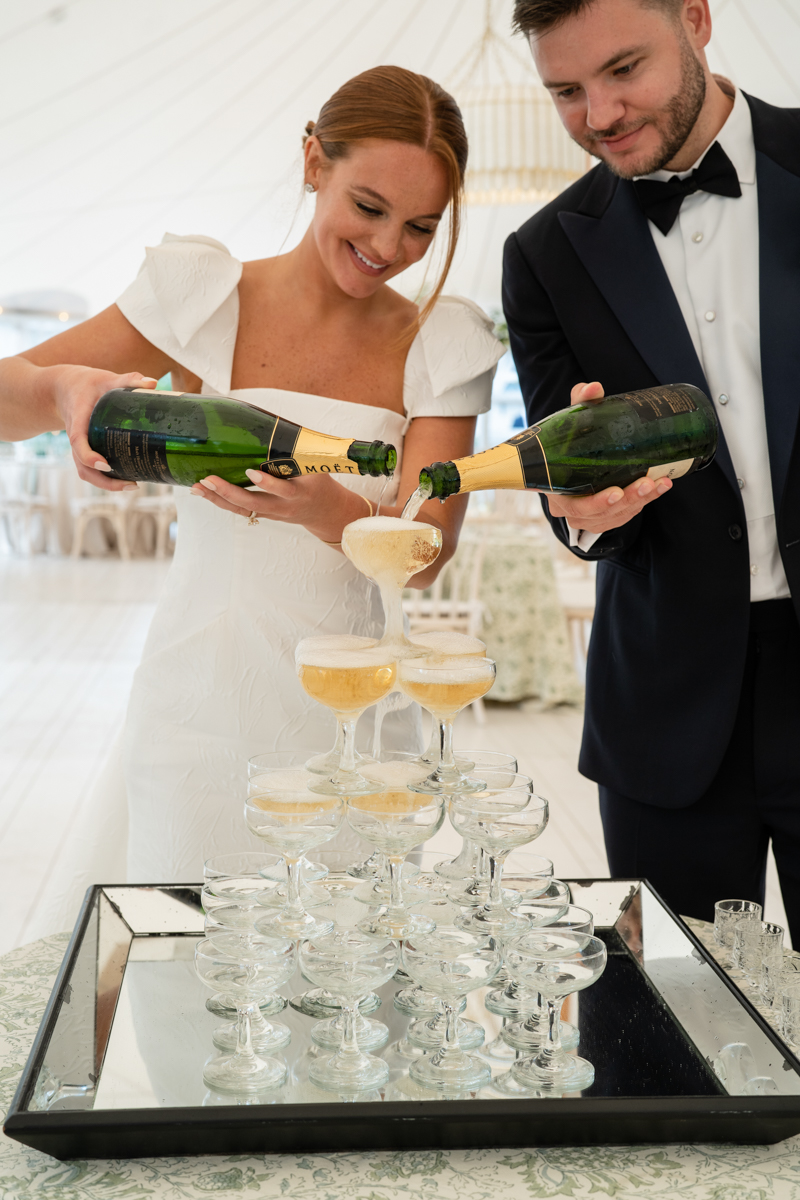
[284,855,304,918]
[439,716,455,772]
[526,991,548,1035]
[236,1003,256,1062]
[444,999,461,1052]
[338,716,359,775]
[537,997,563,1066]
[487,852,507,909]
[339,998,362,1061]
[388,854,405,914]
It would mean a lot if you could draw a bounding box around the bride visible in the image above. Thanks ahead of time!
[0,66,503,886]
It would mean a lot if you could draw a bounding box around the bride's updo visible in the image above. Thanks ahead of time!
[303,66,468,326]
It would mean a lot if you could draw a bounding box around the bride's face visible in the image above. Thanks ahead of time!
[305,137,451,299]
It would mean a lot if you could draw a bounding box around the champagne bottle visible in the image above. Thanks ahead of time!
[88,388,397,487]
[419,383,717,499]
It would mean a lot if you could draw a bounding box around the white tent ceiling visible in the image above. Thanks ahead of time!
[1,0,797,319]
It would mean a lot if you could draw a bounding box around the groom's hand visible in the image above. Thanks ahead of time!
[545,381,672,534]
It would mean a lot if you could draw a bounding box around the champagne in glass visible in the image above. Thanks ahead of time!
[341,515,442,656]
[295,638,396,795]
[398,656,496,793]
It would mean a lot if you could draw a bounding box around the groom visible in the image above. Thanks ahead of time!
[503,0,800,938]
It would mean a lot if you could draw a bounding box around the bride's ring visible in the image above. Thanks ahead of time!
[247,510,260,526]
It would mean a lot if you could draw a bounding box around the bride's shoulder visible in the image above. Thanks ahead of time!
[405,295,506,419]
[116,234,243,392]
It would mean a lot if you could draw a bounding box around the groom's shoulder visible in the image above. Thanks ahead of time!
[508,162,619,261]
[745,92,800,176]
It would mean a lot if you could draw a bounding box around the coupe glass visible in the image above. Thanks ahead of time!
[484,881,573,1020]
[402,926,502,1093]
[195,933,295,1094]
[295,637,397,795]
[201,852,290,1020]
[508,932,607,1093]
[245,763,343,939]
[410,634,487,766]
[341,515,442,656]
[346,769,445,939]
[434,753,519,884]
[451,786,548,937]
[499,905,593,1059]
[249,755,331,887]
[299,929,398,1095]
[398,657,497,793]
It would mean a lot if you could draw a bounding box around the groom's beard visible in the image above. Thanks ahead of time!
[577,37,707,179]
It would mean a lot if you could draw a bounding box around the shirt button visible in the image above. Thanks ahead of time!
[729,524,743,541]
[705,310,716,322]
[751,564,759,576]
[718,394,729,405]
[692,232,704,243]
[737,478,745,489]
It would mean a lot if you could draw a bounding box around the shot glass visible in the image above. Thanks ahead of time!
[714,899,762,948]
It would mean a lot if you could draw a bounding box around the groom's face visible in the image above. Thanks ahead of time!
[530,0,708,178]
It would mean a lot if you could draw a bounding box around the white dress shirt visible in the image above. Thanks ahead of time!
[571,85,790,602]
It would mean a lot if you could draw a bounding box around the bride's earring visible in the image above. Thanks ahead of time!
[304,182,316,193]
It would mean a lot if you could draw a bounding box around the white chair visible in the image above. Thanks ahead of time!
[69,488,135,559]
[403,536,488,722]
[129,484,177,558]
[0,461,52,555]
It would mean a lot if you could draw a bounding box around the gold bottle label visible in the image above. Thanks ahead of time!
[261,427,360,477]
[451,443,527,493]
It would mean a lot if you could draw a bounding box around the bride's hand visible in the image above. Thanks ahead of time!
[189,468,368,540]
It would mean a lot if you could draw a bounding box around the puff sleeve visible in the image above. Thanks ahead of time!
[115,233,242,395]
[403,295,506,418]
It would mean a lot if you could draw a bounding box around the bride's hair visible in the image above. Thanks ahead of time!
[303,65,468,331]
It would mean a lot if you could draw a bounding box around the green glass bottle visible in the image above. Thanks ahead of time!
[88,388,397,487]
[419,384,717,499]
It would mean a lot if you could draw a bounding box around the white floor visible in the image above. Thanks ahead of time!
[0,553,790,954]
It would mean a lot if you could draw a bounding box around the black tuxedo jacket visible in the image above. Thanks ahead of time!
[502,94,800,808]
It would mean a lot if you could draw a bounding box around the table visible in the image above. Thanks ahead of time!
[2,931,799,1199]
[451,524,584,707]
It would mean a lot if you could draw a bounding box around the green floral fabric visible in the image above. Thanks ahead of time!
[2,931,800,1198]
[441,527,584,707]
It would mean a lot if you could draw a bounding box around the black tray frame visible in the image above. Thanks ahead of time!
[6,879,800,1159]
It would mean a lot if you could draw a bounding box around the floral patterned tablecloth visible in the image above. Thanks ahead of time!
[2,930,800,1198]
[446,526,584,707]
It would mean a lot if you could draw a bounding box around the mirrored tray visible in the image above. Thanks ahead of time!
[5,877,800,1160]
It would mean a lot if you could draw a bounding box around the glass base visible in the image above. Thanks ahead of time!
[358,910,435,940]
[485,985,537,1019]
[202,1053,287,1095]
[308,772,375,797]
[260,857,328,884]
[503,1018,580,1053]
[407,1015,484,1052]
[393,987,466,1018]
[408,773,486,796]
[481,1029,518,1062]
[434,848,479,882]
[254,909,333,940]
[308,1052,389,1096]
[212,1020,291,1054]
[512,1052,595,1093]
[353,864,421,905]
[306,748,374,776]
[289,989,381,1019]
[491,1069,549,1096]
[347,851,383,881]
[409,1048,490,1093]
[456,906,530,938]
[256,881,330,909]
[449,881,521,910]
[311,1015,388,1052]
[206,993,286,1019]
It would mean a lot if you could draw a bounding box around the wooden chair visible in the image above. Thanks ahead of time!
[129,485,177,558]
[70,488,135,559]
[0,462,52,555]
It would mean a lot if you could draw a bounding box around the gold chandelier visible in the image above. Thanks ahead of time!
[450,1,591,206]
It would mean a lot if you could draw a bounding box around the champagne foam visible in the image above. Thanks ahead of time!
[345,515,422,533]
[249,768,315,794]
[296,636,396,669]
[411,632,485,657]
[399,656,495,684]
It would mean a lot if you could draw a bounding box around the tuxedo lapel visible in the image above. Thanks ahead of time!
[754,150,800,516]
[559,178,739,493]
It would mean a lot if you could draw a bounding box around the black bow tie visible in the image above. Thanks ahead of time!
[632,141,742,235]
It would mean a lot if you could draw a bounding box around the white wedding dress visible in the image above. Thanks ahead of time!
[74,234,505,891]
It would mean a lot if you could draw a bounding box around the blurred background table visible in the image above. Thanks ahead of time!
[2,931,798,1199]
